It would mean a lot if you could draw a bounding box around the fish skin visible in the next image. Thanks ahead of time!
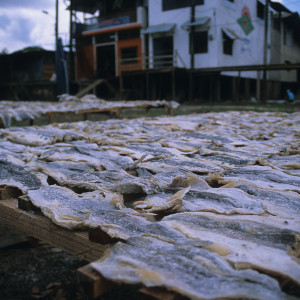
[91,236,289,300]
[0,159,42,192]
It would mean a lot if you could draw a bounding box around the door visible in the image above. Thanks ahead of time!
[96,44,116,78]
[153,36,173,68]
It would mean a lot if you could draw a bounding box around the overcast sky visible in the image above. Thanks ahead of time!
[0,0,299,54]
[0,0,70,53]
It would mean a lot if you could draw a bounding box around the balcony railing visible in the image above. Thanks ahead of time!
[119,50,187,73]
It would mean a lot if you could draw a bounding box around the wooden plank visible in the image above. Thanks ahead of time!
[0,199,109,262]
[0,186,22,200]
[140,287,184,300]
[77,265,116,299]
[75,79,105,98]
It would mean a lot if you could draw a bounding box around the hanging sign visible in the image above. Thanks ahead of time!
[237,6,254,35]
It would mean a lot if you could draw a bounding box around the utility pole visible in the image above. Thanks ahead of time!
[190,0,195,69]
[189,0,195,102]
[55,0,59,47]
[262,0,269,103]
[69,5,74,82]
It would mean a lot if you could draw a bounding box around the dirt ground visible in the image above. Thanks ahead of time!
[0,224,141,300]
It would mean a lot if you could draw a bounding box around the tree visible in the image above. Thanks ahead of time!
[0,48,8,55]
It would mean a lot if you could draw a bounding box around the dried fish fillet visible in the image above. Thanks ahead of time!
[92,236,289,300]
[0,158,41,192]
[163,212,300,289]
[134,186,265,215]
[1,126,84,146]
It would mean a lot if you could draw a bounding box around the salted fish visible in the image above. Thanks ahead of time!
[91,236,289,300]
[224,165,300,192]
[163,212,300,289]
[1,125,85,146]
[0,158,41,192]
[24,186,194,242]
[34,160,158,196]
[39,146,133,171]
[134,185,265,215]
[25,186,150,234]
[139,156,222,174]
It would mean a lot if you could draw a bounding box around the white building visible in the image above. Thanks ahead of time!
[144,0,299,78]
[72,0,300,101]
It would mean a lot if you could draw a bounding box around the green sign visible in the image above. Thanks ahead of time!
[237,14,254,36]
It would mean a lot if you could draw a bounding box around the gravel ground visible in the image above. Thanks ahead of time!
[0,224,141,300]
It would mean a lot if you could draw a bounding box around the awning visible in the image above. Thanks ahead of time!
[141,23,176,35]
[181,17,211,30]
[222,28,241,40]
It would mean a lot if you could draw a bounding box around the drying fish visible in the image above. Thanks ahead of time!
[1,125,85,146]
[0,158,41,193]
[163,212,300,290]
[91,236,290,300]
[134,183,265,215]
[0,110,299,299]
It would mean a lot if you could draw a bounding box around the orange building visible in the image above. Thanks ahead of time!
[71,0,146,80]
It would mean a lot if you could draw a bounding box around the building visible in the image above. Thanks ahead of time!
[0,47,56,101]
[71,0,300,101]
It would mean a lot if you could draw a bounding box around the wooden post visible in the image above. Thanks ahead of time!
[232,76,237,102]
[256,71,261,102]
[172,68,176,101]
[209,74,214,103]
[245,77,250,101]
[236,71,241,102]
[189,71,194,102]
[146,72,150,100]
[77,265,116,299]
[216,74,221,103]
[119,71,124,99]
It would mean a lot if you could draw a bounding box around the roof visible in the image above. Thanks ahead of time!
[141,23,176,35]
[68,0,101,14]
[270,1,291,13]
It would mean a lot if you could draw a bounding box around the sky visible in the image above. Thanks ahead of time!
[0,0,70,53]
[0,0,299,54]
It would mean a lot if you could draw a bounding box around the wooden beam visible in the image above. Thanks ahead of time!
[77,265,116,299]
[0,199,109,262]
[140,287,183,300]
[0,186,22,200]
[75,79,105,98]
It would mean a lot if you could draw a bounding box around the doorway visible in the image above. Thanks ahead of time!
[153,36,173,68]
[96,44,116,78]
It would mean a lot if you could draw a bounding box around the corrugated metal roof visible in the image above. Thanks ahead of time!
[141,23,176,35]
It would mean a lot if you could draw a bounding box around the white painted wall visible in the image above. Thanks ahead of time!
[147,0,276,79]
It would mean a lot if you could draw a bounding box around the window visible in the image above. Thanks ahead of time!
[257,0,265,20]
[191,31,208,54]
[118,29,140,40]
[222,31,233,55]
[162,0,204,11]
[121,46,138,63]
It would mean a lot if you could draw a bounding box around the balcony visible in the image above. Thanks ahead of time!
[84,9,137,33]
[119,50,187,73]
